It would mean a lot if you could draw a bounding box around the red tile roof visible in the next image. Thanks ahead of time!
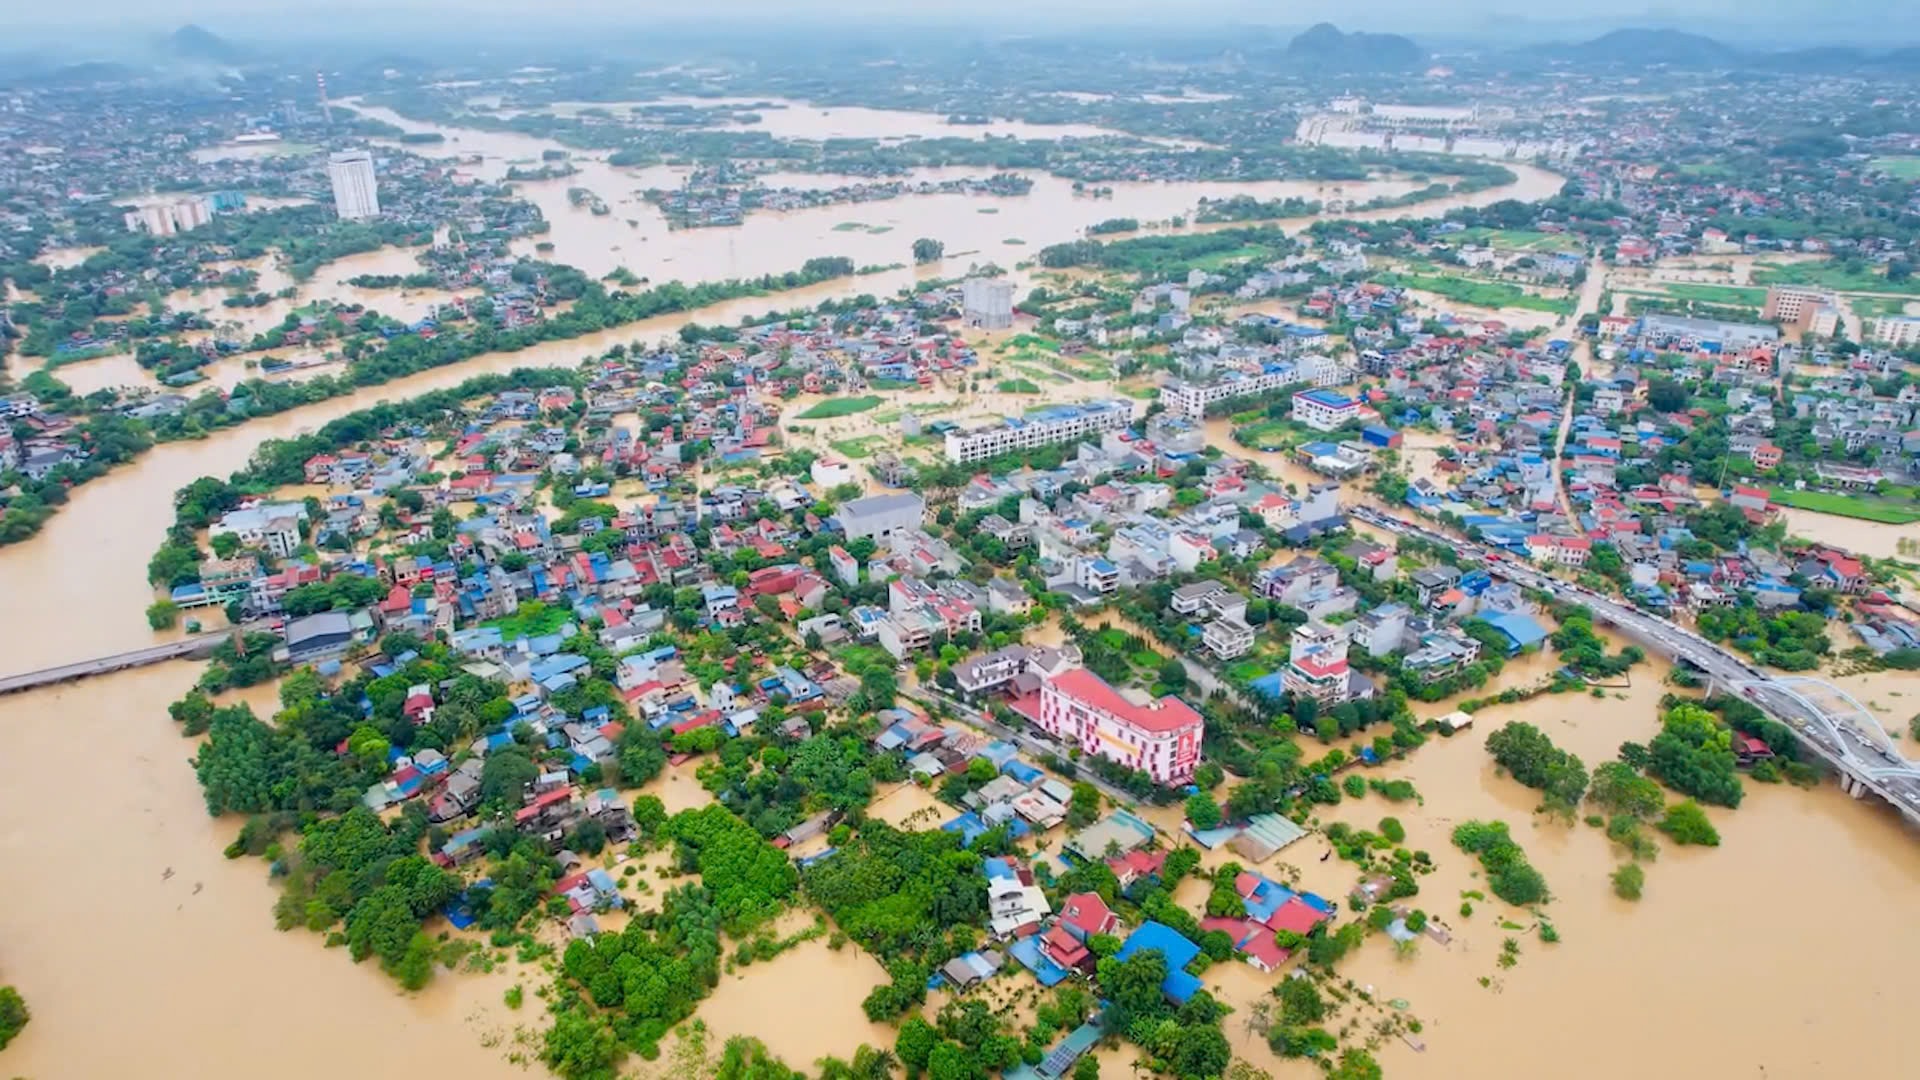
[1265,897,1328,936]
[1046,667,1202,736]
[1059,891,1117,937]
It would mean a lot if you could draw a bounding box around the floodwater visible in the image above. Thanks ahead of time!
[1307,672,1917,1080]
[0,665,535,1080]
[692,911,892,1066]
[1776,507,1911,561]
[341,100,1565,283]
[496,96,1148,144]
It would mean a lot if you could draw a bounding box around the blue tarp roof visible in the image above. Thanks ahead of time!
[942,812,988,847]
[1481,611,1549,653]
[1116,922,1203,1003]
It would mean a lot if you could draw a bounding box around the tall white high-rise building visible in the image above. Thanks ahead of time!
[961,276,1014,330]
[327,149,380,220]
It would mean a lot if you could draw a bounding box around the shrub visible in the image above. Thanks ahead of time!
[1656,800,1721,847]
[1611,863,1645,901]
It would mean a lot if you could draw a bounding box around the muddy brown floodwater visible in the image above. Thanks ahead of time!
[340,100,1566,284]
[0,666,535,1080]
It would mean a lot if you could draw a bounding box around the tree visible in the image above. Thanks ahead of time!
[1157,659,1187,690]
[1067,782,1101,827]
[1095,949,1169,1026]
[542,1005,623,1080]
[481,748,539,807]
[896,1016,939,1070]
[927,1042,984,1080]
[913,238,946,264]
[1171,1025,1232,1078]
[717,1037,804,1080]
[1588,760,1664,820]
[1328,1048,1384,1080]
[1647,377,1688,413]
[1656,799,1720,846]
[146,599,182,630]
[568,817,609,855]
[1378,816,1406,843]
[1072,1057,1100,1080]
[0,985,28,1050]
[1646,704,1743,807]
[1185,792,1222,830]
[1485,721,1588,811]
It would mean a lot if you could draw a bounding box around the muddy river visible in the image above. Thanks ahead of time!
[3,99,1914,1080]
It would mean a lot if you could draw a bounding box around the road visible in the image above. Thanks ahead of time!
[0,634,228,696]
[1543,256,1608,536]
[1348,504,1920,827]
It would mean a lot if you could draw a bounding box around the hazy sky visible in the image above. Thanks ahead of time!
[5,0,1912,45]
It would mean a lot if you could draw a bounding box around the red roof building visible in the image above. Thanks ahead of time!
[1058,891,1120,940]
[1036,668,1203,785]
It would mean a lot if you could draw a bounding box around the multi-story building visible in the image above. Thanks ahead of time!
[1350,602,1410,657]
[211,502,309,559]
[1202,616,1256,660]
[123,196,213,236]
[943,400,1133,464]
[1037,667,1202,785]
[1160,364,1300,420]
[1284,620,1354,705]
[1872,316,1920,348]
[961,276,1015,330]
[1526,534,1591,568]
[835,492,925,543]
[328,149,380,220]
[1291,389,1361,433]
[1075,555,1120,595]
[1762,285,1840,330]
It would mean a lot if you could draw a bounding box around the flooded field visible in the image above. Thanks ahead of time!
[340,100,1564,283]
[1776,506,1911,561]
[866,780,950,830]
[488,95,1156,143]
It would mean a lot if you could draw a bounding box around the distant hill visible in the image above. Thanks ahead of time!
[1538,28,1739,67]
[1286,23,1426,73]
[1513,27,1920,73]
[167,24,243,65]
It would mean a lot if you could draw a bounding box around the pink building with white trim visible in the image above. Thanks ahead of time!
[1037,668,1202,785]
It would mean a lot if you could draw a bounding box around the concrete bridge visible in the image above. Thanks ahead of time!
[0,634,231,696]
[1350,506,1920,828]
